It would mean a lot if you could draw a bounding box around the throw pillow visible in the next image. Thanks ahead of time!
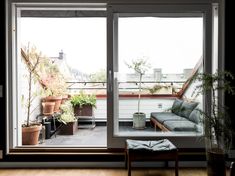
[171,99,183,115]
[188,109,201,124]
[179,101,199,119]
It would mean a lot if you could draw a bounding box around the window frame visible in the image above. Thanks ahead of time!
[5,0,224,154]
[107,4,213,148]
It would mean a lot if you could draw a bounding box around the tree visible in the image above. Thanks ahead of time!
[192,71,235,176]
[126,58,150,115]
[22,44,41,127]
[89,69,106,82]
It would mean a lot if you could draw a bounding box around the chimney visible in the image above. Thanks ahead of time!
[59,50,65,60]
[183,69,193,79]
[153,68,162,81]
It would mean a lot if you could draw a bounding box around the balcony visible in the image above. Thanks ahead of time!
[66,80,183,120]
[37,81,186,147]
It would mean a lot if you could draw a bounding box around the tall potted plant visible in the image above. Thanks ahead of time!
[21,45,42,145]
[192,71,234,176]
[126,58,150,129]
[41,61,67,113]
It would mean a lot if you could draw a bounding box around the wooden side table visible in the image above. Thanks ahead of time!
[125,139,178,176]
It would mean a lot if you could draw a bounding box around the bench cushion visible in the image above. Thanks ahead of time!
[151,112,186,123]
[178,101,199,119]
[126,139,177,152]
[163,120,198,131]
[171,98,184,115]
[188,109,201,124]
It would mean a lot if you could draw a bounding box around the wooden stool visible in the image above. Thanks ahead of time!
[125,139,178,176]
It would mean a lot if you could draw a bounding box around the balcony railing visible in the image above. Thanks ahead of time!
[66,81,185,120]
[66,81,185,95]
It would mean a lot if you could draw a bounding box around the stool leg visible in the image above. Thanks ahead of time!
[175,153,179,176]
[128,155,131,176]
[125,151,127,169]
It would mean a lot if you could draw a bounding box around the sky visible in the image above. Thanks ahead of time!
[20,17,203,75]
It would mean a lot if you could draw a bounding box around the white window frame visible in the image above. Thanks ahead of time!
[5,2,107,152]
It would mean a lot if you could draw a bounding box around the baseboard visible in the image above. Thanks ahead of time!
[0,161,207,168]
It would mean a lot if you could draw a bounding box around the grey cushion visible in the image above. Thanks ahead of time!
[151,112,185,123]
[126,139,177,152]
[163,120,198,132]
[178,101,198,119]
[188,109,201,124]
[171,99,183,115]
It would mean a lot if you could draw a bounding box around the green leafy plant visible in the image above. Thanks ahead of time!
[126,58,151,114]
[58,101,76,125]
[192,71,235,152]
[70,91,96,108]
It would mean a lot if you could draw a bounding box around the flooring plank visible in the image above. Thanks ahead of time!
[0,168,224,176]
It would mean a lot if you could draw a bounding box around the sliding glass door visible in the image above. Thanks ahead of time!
[7,2,220,152]
[107,4,213,148]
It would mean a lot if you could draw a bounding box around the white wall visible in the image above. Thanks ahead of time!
[94,97,174,120]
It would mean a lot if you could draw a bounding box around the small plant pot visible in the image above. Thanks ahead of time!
[59,121,78,135]
[74,105,93,116]
[133,112,146,129]
[44,96,62,112]
[42,102,55,115]
[22,124,42,145]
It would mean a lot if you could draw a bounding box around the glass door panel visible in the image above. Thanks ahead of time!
[107,4,212,148]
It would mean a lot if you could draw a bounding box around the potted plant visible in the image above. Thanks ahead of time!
[41,101,55,115]
[126,58,150,129]
[70,91,96,117]
[148,84,171,95]
[192,71,235,176]
[57,101,77,135]
[21,45,42,145]
[41,62,67,113]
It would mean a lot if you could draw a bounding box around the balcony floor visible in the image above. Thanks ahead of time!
[39,125,155,147]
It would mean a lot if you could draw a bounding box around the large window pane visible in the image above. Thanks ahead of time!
[18,16,107,147]
[115,15,203,136]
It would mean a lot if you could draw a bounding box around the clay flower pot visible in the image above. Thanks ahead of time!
[22,124,42,145]
[42,102,55,115]
[44,96,62,112]
[61,94,69,104]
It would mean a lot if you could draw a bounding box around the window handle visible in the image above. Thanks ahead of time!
[108,70,112,92]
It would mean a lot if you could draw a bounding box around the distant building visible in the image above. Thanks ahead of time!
[126,68,193,82]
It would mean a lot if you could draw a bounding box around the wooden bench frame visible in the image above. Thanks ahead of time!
[125,142,179,176]
[150,116,170,132]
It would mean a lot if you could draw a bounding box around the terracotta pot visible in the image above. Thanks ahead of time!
[22,124,42,145]
[207,149,226,176]
[74,105,93,116]
[61,94,69,104]
[44,96,62,112]
[42,102,55,115]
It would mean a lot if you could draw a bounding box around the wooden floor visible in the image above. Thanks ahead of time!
[0,168,230,176]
